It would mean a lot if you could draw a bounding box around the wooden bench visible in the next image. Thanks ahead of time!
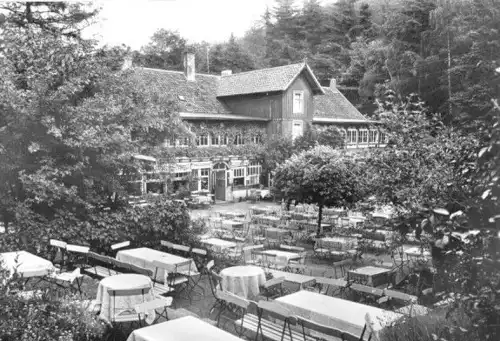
[83,252,121,278]
[236,301,316,341]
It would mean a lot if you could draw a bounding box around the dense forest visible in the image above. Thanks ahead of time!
[133,0,500,120]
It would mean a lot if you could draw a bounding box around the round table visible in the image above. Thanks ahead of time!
[95,274,154,322]
[220,265,266,299]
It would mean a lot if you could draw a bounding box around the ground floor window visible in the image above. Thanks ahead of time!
[247,161,262,186]
[199,168,210,191]
[347,129,357,144]
[359,129,368,143]
[369,130,378,143]
[146,182,164,194]
[233,167,245,187]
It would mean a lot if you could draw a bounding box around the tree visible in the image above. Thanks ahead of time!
[273,145,364,236]
[0,7,183,247]
[135,29,187,70]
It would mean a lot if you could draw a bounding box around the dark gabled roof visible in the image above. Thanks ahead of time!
[135,68,231,114]
[314,86,369,122]
[217,63,324,97]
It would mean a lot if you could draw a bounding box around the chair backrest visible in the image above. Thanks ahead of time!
[160,240,174,249]
[88,251,114,266]
[315,277,348,288]
[296,317,360,341]
[111,241,131,251]
[128,263,154,277]
[191,247,207,256]
[351,283,384,297]
[262,276,285,289]
[218,290,251,310]
[66,244,90,254]
[243,244,264,252]
[172,244,191,253]
[257,300,296,325]
[279,244,305,252]
[206,259,215,271]
[209,270,223,296]
[112,258,132,272]
[174,259,193,274]
[50,239,67,249]
[383,289,418,303]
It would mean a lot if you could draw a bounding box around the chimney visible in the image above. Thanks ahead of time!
[330,78,336,89]
[183,52,195,81]
[122,55,133,70]
[221,70,232,76]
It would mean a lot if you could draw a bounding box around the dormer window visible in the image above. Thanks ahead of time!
[293,91,304,114]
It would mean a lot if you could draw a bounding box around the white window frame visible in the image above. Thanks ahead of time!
[246,161,261,186]
[196,134,209,147]
[175,137,190,147]
[233,167,245,187]
[234,134,244,145]
[292,120,304,140]
[252,135,262,144]
[379,131,387,144]
[369,129,378,143]
[199,168,210,191]
[293,91,304,114]
[347,128,358,144]
[359,129,368,144]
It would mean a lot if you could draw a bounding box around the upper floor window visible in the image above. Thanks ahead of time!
[293,91,304,114]
[234,134,244,145]
[211,134,228,146]
[196,134,209,147]
[359,129,368,143]
[346,129,357,144]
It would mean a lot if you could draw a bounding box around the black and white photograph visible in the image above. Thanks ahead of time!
[0,0,499,340]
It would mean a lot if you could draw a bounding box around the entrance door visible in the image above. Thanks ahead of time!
[215,170,226,201]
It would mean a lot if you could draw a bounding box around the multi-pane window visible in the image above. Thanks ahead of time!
[293,91,304,114]
[233,168,245,186]
[175,137,190,147]
[200,168,210,190]
[196,135,209,146]
[379,132,387,144]
[211,135,228,146]
[234,134,244,145]
[252,135,262,144]
[359,129,368,143]
[173,171,189,180]
[247,161,261,186]
[369,130,378,143]
[346,129,358,144]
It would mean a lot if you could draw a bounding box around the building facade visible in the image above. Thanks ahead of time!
[130,53,386,201]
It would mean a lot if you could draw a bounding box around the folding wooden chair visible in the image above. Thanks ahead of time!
[314,277,349,297]
[208,270,224,315]
[110,241,131,255]
[296,316,362,341]
[259,276,285,301]
[215,290,251,335]
[48,268,85,296]
[135,297,173,325]
[65,244,90,270]
[171,244,191,257]
[107,286,151,338]
[83,252,120,278]
[152,259,190,302]
[49,239,67,270]
[160,240,175,253]
[254,301,301,341]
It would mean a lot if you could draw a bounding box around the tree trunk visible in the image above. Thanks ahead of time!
[447,30,452,117]
[316,204,323,238]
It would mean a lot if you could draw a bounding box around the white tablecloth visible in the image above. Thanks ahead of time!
[220,265,265,299]
[127,316,244,341]
[0,251,55,278]
[116,248,198,282]
[201,238,237,252]
[316,237,358,251]
[276,291,402,337]
[261,250,301,263]
[96,274,154,322]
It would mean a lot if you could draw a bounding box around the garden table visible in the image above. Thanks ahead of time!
[126,316,244,341]
[316,237,358,251]
[251,206,276,215]
[222,219,244,229]
[348,266,392,287]
[276,291,402,340]
[220,265,266,299]
[268,269,316,289]
[264,227,290,239]
[95,273,154,322]
[116,247,198,282]
[0,250,55,279]
[261,249,301,263]
[200,238,237,252]
[257,215,281,226]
